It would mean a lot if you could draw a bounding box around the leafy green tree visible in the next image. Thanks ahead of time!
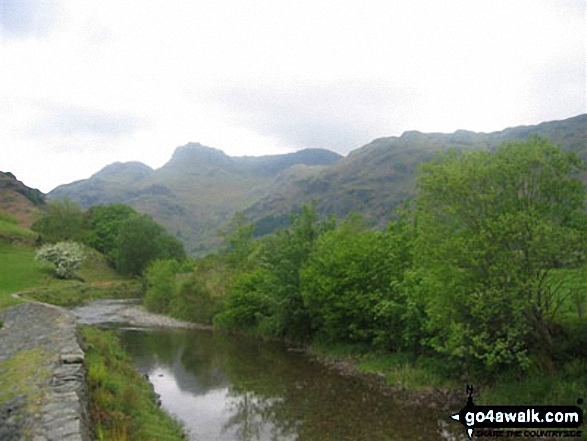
[83,204,137,260]
[415,137,587,370]
[217,203,335,340]
[214,268,274,331]
[301,213,417,349]
[254,204,335,340]
[115,214,185,276]
[32,198,85,243]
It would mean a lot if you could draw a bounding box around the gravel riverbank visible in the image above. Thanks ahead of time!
[71,298,208,329]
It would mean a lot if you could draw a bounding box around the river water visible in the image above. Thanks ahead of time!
[74,300,467,440]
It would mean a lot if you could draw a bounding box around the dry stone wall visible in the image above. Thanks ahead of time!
[0,302,90,441]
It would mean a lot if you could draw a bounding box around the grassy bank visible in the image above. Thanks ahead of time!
[23,280,141,307]
[310,340,587,418]
[0,239,140,309]
[80,327,185,441]
[0,243,51,309]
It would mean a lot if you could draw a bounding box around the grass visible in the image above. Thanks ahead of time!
[0,347,51,411]
[311,341,459,392]
[0,243,53,309]
[0,239,139,309]
[23,280,141,307]
[80,326,185,441]
[0,218,37,245]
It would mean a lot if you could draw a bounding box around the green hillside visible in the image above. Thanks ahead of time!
[246,113,587,229]
[49,145,342,254]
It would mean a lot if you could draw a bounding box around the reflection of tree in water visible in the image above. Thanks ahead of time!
[222,388,299,441]
[119,329,229,394]
[121,329,463,440]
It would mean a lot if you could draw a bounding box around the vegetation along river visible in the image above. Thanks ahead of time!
[74,300,466,440]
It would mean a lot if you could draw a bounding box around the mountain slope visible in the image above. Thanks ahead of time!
[246,114,587,228]
[0,171,45,228]
[49,146,342,254]
[49,114,587,254]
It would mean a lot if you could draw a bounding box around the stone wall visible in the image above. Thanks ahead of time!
[0,302,90,441]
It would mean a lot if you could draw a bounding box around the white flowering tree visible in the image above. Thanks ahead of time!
[36,241,85,279]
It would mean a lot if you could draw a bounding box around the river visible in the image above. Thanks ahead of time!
[74,300,466,440]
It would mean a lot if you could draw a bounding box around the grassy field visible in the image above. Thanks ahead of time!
[0,243,52,309]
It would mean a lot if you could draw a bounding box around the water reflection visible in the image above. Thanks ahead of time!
[118,328,465,441]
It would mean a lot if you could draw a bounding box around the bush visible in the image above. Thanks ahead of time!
[143,259,180,313]
[35,241,84,279]
[171,276,222,324]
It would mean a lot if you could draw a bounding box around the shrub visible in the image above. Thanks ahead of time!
[143,259,180,313]
[35,241,84,279]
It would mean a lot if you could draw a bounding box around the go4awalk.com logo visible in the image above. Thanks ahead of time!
[450,385,584,439]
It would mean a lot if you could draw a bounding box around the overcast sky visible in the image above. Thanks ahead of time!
[1,0,585,192]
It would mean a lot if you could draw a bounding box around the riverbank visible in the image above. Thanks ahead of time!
[0,299,193,441]
[80,326,185,440]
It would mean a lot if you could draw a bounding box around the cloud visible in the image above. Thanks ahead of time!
[214,81,418,153]
[0,0,60,38]
[29,106,146,142]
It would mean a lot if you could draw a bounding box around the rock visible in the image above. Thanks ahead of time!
[60,353,84,364]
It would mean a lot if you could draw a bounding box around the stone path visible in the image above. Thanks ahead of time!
[0,302,89,441]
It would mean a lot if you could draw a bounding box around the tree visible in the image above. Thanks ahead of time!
[218,213,256,271]
[32,198,85,243]
[115,214,185,276]
[301,212,417,349]
[83,204,137,260]
[415,137,587,371]
[255,204,335,340]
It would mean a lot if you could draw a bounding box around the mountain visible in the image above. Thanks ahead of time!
[49,114,587,254]
[49,145,342,254]
[246,114,587,230]
[0,171,45,228]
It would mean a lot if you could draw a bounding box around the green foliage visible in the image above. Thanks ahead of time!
[143,259,180,313]
[32,198,85,243]
[80,327,185,441]
[415,137,587,371]
[257,204,335,340]
[214,268,274,331]
[299,210,421,350]
[35,241,85,279]
[219,212,256,271]
[115,214,185,276]
[216,204,335,340]
[547,267,587,320]
[143,259,221,324]
[172,276,222,324]
[83,204,138,260]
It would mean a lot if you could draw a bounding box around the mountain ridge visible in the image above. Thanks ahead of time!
[49,114,587,254]
[49,145,343,253]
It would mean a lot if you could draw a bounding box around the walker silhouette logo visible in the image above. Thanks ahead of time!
[450,385,584,439]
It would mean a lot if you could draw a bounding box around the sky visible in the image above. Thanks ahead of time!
[1,0,586,193]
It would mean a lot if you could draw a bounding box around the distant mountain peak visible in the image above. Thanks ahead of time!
[91,161,153,179]
[167,143,233,169]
